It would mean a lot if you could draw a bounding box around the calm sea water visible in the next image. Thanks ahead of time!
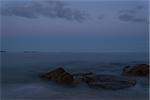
[1,52,149,100]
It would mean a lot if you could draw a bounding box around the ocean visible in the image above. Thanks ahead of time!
[1,52,149,100]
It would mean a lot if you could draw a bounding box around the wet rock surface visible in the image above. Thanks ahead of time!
[39,67,137,90]
[39,67,74,84]
[122,64,149,77]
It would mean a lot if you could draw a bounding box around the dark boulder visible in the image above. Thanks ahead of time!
[39,67,74,84]
[122,64,149,76]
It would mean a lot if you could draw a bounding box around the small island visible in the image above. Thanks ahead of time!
[23,51,40,53]
[0,50,7,53]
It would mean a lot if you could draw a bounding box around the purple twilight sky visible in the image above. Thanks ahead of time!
[0,0,149,52]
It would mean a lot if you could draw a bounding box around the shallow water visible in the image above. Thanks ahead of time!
[1,52,149,100]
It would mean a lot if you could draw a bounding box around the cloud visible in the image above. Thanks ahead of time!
[0,0,89,22]
[135,5,144,10]
[97,15,104,20]
[118,5,147,23]
[118,14,146,22]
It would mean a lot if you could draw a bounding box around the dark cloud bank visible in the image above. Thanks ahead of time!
[0,1,147,23]
[118,6,148,23]
[0,0,88,22]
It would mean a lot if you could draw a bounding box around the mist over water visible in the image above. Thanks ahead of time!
[1,52,149,100]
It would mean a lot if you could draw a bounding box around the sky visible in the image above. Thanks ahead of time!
[0,0,149,52]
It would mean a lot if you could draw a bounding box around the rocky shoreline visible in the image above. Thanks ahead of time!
[39,64,149,90]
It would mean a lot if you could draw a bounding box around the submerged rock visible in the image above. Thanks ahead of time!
[122,64,149,77]
[39,67,136,90]
[87,75,136,90]
[73,72,96,84]
[39,67,74,84]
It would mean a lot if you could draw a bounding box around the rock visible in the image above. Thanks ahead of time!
[73,73,135,90]
[73,72,96,84]
[39,68,136,90]
[73,72,96,76]
[87,75,136,90]
[84,76,96,84]
[39,67,74,84]
[122,64,149,76]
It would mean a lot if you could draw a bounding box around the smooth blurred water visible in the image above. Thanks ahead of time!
[1,52,149,100]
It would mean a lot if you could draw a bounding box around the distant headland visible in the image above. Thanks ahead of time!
[0,50,7,53]
[23,51,40,53]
